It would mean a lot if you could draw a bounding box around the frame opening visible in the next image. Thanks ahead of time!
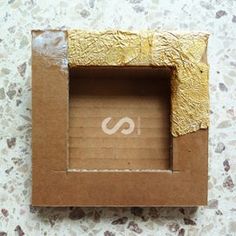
[69,66,173,171]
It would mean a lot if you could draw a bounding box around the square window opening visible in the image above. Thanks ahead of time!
[69,66,173,171]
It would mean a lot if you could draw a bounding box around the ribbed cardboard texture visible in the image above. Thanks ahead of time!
[32,30,208,206]
[69,67,171,170]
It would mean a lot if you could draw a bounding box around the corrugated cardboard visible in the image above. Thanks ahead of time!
[69,67,172,170]
[32,30,208,206]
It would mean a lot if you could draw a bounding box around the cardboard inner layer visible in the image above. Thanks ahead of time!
[69,67,172,170]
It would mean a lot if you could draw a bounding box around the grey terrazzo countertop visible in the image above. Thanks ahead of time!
[0,0,236,235]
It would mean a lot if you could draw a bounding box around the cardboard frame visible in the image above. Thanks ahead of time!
[32,30,208,206]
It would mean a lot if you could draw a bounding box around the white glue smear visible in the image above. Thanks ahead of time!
[32,31,68,72]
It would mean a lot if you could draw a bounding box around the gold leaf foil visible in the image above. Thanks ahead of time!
[68,30,209,137]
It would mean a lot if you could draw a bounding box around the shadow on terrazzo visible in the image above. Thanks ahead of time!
[29,206,198,226]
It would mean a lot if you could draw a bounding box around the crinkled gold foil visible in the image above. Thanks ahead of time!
[68,30,209,137]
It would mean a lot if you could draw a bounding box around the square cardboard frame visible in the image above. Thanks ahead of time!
[32,30,208,206]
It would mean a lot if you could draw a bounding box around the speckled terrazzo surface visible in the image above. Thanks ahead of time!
[0,0,236,235]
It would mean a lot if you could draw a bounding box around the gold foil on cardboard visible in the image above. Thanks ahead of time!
[68,30,209,136]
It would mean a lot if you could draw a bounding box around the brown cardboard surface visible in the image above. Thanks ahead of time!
[69,67,171,170]
[32,30,68,173]
[32,130,207,206]
[32,30,208,206]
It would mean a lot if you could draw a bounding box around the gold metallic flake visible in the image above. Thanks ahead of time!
[68,30,209,137]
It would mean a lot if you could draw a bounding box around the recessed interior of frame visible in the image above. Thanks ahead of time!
[69,67,172,170]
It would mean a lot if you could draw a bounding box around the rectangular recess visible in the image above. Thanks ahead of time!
[69,67,172,170]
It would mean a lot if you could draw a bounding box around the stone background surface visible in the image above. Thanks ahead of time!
[0,0,236,235]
